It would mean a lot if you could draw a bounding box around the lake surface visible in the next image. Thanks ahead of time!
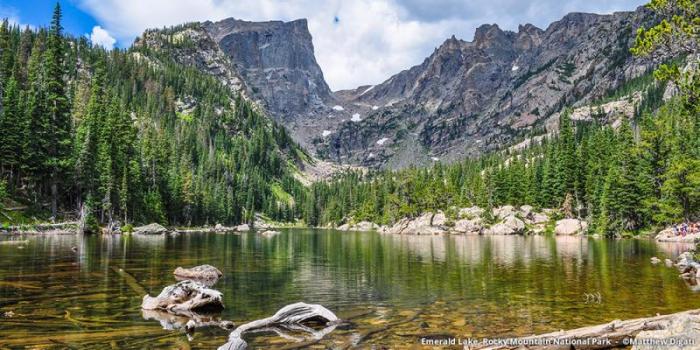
[0,229,698,349]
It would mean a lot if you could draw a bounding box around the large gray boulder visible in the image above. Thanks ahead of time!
[554,219,588,235]
[174,264,223,284]
[632,314,700,350]
[519,205,534,217]
[235,224,250,232]
[486,215,526,235]
[530,212,549,224]
[458,206,484,219]
[452,218,483,234]
[503,215,525,232]
[338,221,379,232]
[385,212,447,235]
[134,223,169,235]
[656,226,700,243]
[402,212,447,235]
[493,205,516,220]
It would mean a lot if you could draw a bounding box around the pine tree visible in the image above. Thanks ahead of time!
[0,77,22,183]
[44,3,72,217]
[24,33,49,192]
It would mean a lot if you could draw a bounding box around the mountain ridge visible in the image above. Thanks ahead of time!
[134,6,657,169]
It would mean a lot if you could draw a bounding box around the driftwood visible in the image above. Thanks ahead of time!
[473,309,700,350]
[218,302,340,350]
[142,280,223,312]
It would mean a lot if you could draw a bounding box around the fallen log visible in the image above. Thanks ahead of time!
[111,266,147,296]
[218,302,340,350]
[472,308,700,350]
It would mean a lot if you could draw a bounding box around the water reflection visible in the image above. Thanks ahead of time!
[0,230,698,349]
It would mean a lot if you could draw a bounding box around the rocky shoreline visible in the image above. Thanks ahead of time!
[337,205,590,237]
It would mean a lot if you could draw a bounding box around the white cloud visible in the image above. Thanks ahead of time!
[77,0,646,90]
[0,5,30,29]
[89,25,116,49]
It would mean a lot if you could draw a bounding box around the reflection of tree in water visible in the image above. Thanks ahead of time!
[2,231,700,348]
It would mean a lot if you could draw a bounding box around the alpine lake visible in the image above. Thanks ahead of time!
[1,229,698,349]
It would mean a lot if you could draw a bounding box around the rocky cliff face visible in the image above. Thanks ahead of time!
[134,19,338,150]
[316,8,656,168]
[134,7,657,169]
[203,18,334,123]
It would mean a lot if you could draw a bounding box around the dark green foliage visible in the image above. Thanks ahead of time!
[304,96,699,234]
[0,8,307,226]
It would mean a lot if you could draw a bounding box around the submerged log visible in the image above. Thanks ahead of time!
[111,266,147,296]
[142,280,223,312]
[474,308,700,350]
[218,302,340,350]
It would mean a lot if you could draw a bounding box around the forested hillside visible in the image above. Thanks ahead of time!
[0,2,697,236]
[301,1,700,235]
[303,92,698,234]
[0,5,308,228]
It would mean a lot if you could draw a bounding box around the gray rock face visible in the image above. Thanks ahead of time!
[316,8,655,168]
[133,19,336,152]
[135,7,658,169]
[203,18,334,126]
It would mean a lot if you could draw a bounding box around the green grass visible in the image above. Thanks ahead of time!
[271,183,294,205]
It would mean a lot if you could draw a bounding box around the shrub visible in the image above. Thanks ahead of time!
[121,224,134,233]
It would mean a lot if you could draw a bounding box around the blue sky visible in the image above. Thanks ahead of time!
[0,0,647,90]
[0,1,96,38]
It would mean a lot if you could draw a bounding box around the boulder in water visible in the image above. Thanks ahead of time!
[134,223,169,235]
[554,219,587,235]
[174,265,223,284]
[452,218,483,234]
[486,215,525,235]
[235,224,250,232]
[492,205,516,220]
